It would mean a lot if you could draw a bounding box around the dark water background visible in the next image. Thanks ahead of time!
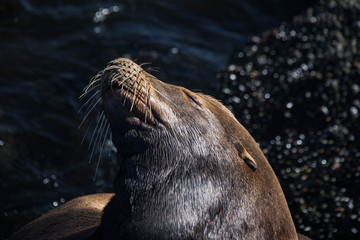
[1,0,354,239]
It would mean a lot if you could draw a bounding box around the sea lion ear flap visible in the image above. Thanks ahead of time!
[241,149,258,171]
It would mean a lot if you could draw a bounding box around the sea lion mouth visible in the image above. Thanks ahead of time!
[82,58,172,132]
[99,58,155,127]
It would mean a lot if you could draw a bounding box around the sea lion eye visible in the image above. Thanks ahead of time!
[184,91,203,111]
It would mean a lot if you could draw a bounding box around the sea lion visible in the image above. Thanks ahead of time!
[97,58,309,239]
[10,58,311,240]
[10,193,114,240]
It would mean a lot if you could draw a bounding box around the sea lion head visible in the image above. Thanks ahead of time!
[98,58,257,171]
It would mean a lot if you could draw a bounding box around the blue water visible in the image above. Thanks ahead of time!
[0,0,313,238]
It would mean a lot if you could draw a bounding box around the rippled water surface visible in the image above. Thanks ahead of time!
[1,0,316,238]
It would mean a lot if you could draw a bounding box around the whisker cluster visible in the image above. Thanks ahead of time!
[78,59,155,180]
[79,69,110,181]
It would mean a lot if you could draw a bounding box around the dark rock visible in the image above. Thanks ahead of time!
[219,0,360,239]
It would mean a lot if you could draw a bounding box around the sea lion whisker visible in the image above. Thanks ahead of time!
[143,79,150,123]
[106,66,134,79]
[110,74,134,90]
[129,72,142,112]
[82,72,102,92]
[139,62,152,67]
[93,123,111,182]
[88,76,101,86]
[89,112,107,163]
[121,79,138,106]
[87,111,104,151]
[115,76,132,91]
[146,67,159,73]
[110,73,123,91]
[81,74,102,94]
[147,81,153,123]
[122,88,129,106]
[110,73,122,83]
[109,71,124,82]
[129,91,137,112]
[93,113,108,154]
[79,83,101,99]
[79,97,102,128]
[82,97,101,119]
[139,79,151,121]
[78,90,101,114]
[104,65,124,72]
[80,112,98,145]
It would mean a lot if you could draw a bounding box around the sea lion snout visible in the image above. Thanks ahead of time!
[99,58,157,128]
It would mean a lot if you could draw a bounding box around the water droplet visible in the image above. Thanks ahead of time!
[101,8,110,15]
[301,63,309,71]
[320,106,329,115]
[350,106,358,116]
[53,201,59,207]
[228,64,236,71]
[251,36,261,43]
[222,88,231,95]
[171,47,179,54]
[284,111,292,118]
[231,96,241,103]
[238,84,246,92]
[43,178,50,184]
[94,26,102,34]
[110,5,121,12]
